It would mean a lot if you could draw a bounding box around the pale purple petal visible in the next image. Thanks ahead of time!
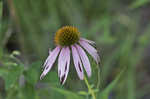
[80,38,95,45]
[79,40,100,64]
[62,47,70,84]
[40,46,61,79]
[58,47,70,84]
[75,44,91,77]
[58,47,66,77]
[71,45,84,80]
[48,48,52,55]
[43,49,52,67]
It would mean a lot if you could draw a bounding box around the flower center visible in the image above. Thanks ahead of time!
[54,26,80,46]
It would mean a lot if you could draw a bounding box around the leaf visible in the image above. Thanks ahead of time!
[4,64,24,90]
[0,67,8,77]
[24,61,42,85]
[20,83,39,99]
[51,87,84,99]
[41,71,60,85]
[129,0,150,9]
[138,27,150,46]
[78,91,89,96]
[37,88,65,99]
[0,2,2,18]
[99,68,126,99]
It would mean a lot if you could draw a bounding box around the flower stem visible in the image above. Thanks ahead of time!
[84,76,96,99]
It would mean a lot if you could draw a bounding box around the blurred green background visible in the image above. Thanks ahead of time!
[0,0,150,99]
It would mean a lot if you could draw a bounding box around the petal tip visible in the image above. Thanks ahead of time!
[88,73,92,77]
[40,74,45,80]
[60,74,66,85]
[80,76,84,80]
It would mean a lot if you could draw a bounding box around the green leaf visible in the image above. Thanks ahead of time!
[41,71,59,85]
[20,83,39,99]
[24,61,42,85]
[51,87,84,99]
[0,2,2,19]
[99,68,126,99]
[78,91,89,96]
[0,67,8,77]
[138,27,150,46]
[129,0,150,9]
[4,64,24,90]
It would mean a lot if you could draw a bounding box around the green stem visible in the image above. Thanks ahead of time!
[84,76,96,99]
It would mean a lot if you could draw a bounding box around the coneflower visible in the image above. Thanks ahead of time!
[40,26,100,85]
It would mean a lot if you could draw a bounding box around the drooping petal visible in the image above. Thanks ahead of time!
[79,40,100,64]
[40,46,61,79]
[43,49,52,68]
[62,47,70,84]
[58,47,66,77]
[75,44,91,77]
[58,47,70,84]
[71,45,84,80]
[80,38,95,45]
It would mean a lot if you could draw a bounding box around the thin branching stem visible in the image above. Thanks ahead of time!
[84,76,96,99]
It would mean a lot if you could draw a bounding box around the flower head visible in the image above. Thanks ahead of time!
[40,26,100,85]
